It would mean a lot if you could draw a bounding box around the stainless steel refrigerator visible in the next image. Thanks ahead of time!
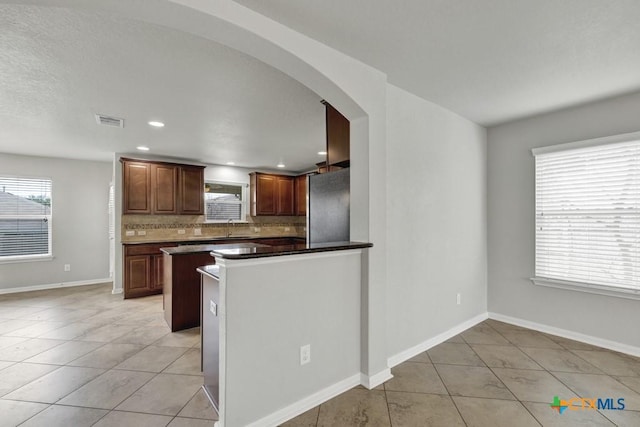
[307,168,350,243]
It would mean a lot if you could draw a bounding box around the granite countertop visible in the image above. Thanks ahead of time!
[197,264,220,279]
[210,241,373,260]
[161,242,271,255]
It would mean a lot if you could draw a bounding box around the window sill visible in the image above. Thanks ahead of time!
[0,255,54,265]
[531,277,640,301]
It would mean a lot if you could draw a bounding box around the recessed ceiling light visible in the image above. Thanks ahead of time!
[148,121,165,128]
[136,146,150,151]
[277,163,285,168]
[226,162,235,166]
[318,151,327,155]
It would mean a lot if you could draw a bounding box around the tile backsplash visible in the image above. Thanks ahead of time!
[121,214,306,243]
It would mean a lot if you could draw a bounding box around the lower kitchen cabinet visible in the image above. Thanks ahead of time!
[123,243,177,299]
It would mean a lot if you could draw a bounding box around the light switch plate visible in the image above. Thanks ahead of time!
[177,229,186,235]
[125,230,135,236]
[137,230,146,236]
[194,228,202,236]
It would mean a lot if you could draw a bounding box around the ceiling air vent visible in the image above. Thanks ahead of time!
[95,114,124,128]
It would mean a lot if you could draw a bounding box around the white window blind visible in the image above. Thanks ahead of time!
[204,181,246,222]
[534,140,640,293]
[0,176,52,260]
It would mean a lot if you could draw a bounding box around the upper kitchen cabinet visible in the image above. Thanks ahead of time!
[152,163,178,214]
[250,172,295,216]
[123,160,152,214]
[294,175,307,216]
[122,158,204,215]
[324,102,350,168]
[178,165,205,215]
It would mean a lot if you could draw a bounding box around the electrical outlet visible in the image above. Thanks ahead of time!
[194,228,202,236]
[210,300,217,316]
[137,230,146,236]
[456,293,461,305]
[300,344,311,365]
[284,226,291,232]
[125,230,135,236]
[177,229,186,235]
[64,264,71,272]
[253,227,261,233]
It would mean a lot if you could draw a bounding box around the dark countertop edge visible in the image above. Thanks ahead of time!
[123,236,304,246]
[210,241,373,260]
[197,264,219,279]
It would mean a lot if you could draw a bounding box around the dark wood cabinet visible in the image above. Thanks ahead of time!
[123,161,152,214]
[325,102,350,168]
[250,172,295,216]
[122,158,204,215]
[123,243,177,298]
[151,164,178,214]
[164,252,214,332]
[179,166,205,215]
[251,173,276,215]
[295,175,307,216]
[276,176,295,215]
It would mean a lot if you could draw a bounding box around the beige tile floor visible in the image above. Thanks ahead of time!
[0,283,216,427]
[284,322,640,427]
[2,284,640,426]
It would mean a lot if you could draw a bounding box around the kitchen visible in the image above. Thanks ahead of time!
[8,2,637,427]
[117,99,371,425]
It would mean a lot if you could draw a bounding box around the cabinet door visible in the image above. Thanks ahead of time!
[253,174,277,215]
[123,161,151,214]
[277,176,295,215]
[151,164,178,214]
[152,254,164,290]
[294,175,307,216]
[124,255,151,298]
[326,103,350,167]
[179,166,204,215]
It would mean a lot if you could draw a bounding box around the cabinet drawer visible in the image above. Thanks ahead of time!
[124,243,177,256]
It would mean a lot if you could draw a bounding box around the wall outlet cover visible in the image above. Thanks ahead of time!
[300,344,311,365]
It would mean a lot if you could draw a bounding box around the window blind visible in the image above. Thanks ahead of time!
[534,140,640,291]
[205,200,242,221]
[0,177,52,259]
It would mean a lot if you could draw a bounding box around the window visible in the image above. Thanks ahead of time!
[204,181,247,222]
[532,135,639,298]
[0,176,52,261]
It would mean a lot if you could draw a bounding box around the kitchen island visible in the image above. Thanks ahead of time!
[198,240,372,427]
[160,237,303,331]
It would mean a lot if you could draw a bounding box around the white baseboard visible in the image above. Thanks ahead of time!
[0,278,113,295]
[488,312,640,358]
[387,312,489,368]
[246,373,361,427]
[360,368,393,390]
[111,288,123,295]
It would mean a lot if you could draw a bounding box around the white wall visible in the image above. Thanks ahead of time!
[217,250,363,426]
[385,84,488,359]
[0,153,112,291]
[488,90,640,349]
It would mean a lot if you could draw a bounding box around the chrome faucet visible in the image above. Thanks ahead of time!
[226,218,235,238]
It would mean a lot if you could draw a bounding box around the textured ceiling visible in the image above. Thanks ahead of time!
[234,0,640,126]
[0,4,326,172]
